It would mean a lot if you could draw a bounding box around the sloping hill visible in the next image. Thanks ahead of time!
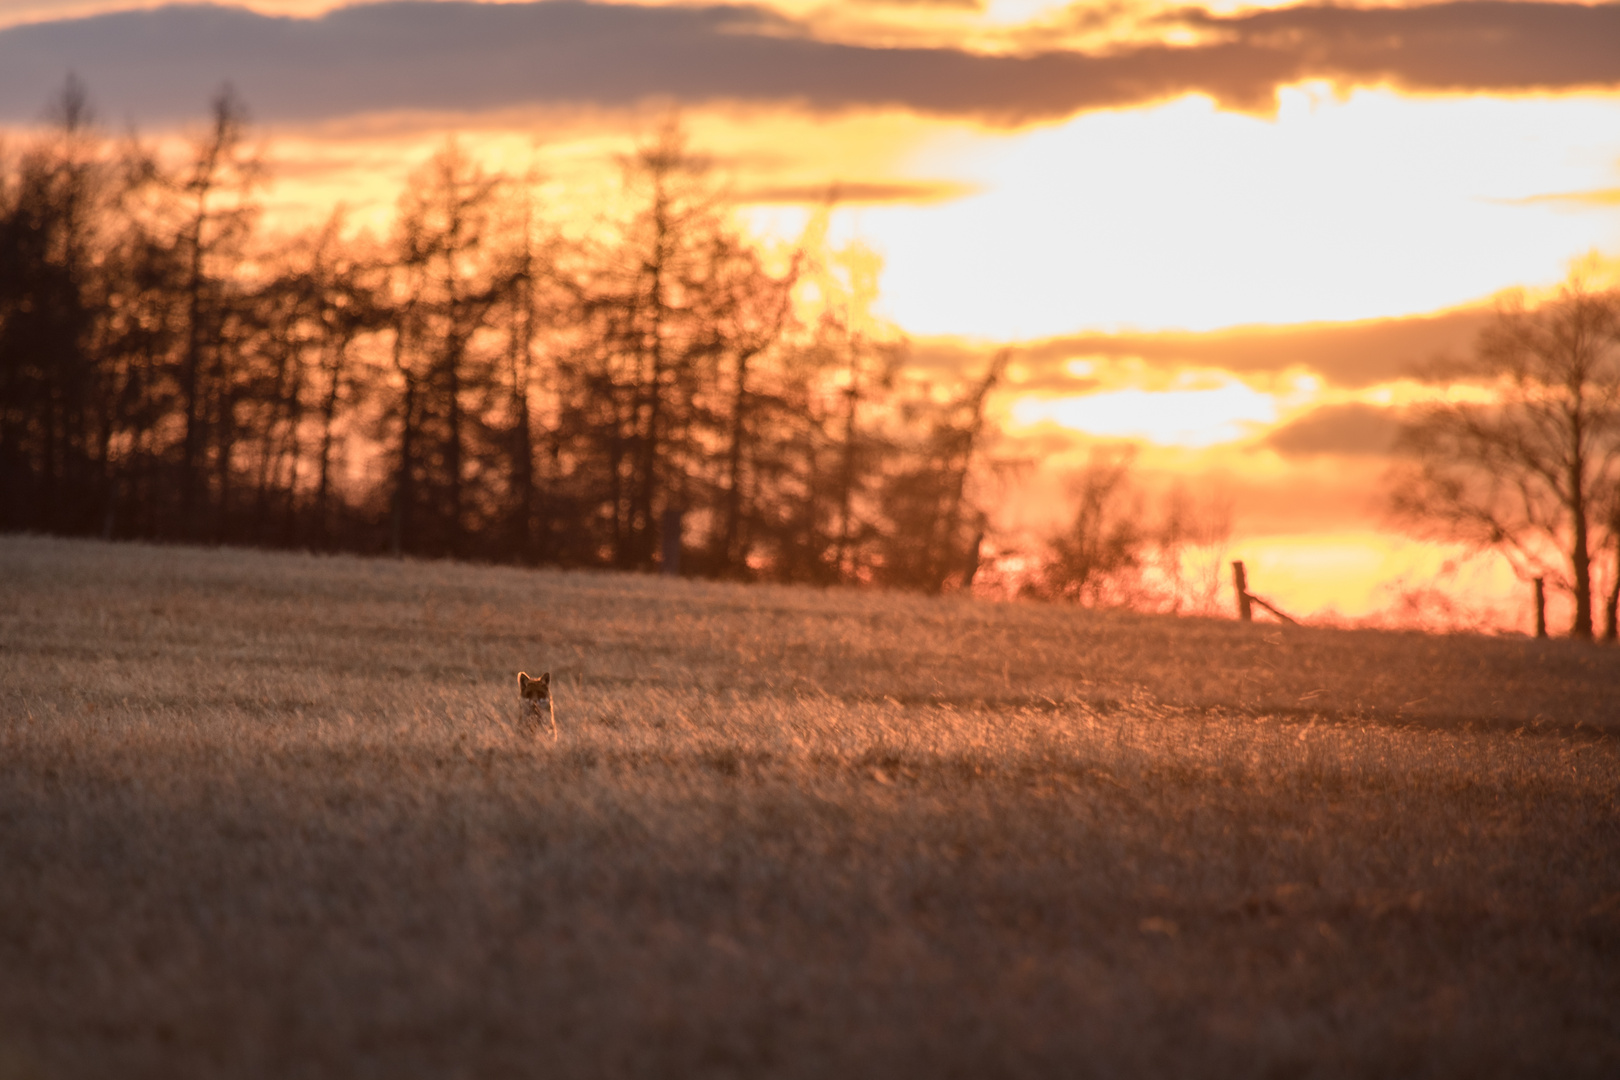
[2,535,1617,1078]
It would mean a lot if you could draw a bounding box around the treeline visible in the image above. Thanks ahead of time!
[0,84,1005,590]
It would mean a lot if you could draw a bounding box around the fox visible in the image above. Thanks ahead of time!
[517,671,557,740]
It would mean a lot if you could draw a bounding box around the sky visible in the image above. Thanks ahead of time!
[4,0,1620,629]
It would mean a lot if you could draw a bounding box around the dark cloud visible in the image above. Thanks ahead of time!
[1018,308,1495,389]
[1176,1,1620,96]
[1264,402,1403,458]
[1,1,1617,125]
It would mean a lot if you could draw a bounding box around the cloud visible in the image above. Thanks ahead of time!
[1016,308,1496,389]
[738,179,979,205]
[1,1,1618,126]
[1499,187,1620,209]
[847,0,983,8]
[1175,1,1620,96]
[1265,402,1403,458]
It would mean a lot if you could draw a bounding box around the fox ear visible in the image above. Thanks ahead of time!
[539,672,551,691]
[518,672,531,687]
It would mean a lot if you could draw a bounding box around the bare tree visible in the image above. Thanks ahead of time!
[170,87,263,540]
[562,123,713,569]
[1034,446,1146,606]
[772,210,906,586]
[0,77,111,535]
[1152,480,1234,615]
[5,84,1082,598]
[303,215,385,549]
[1390,273,1620,639]
[875,352,1008,594]
[500,178,546,562]
[707,236,798,578]
[1604,495,1620,640]
[557,120,800,574]
[1031,448,1232,612]
[384,142,507,558]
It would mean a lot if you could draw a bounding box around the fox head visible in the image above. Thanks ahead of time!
[518,671,551,699]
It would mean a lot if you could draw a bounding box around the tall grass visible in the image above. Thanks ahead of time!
[2,535,1617,1078]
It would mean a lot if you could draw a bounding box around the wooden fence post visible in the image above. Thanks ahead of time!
[1232,561,1253,622]
[1534,577,1547,639]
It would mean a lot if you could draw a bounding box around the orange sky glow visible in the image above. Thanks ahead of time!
[5,0,1620,631]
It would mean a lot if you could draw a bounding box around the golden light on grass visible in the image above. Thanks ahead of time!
[2,535,1617,1075]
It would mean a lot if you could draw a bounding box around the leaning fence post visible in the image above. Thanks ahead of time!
[1534,577,1547,639]
[1232,560,1253,622]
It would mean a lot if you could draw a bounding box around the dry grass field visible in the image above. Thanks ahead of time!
[2,534,1618,1079]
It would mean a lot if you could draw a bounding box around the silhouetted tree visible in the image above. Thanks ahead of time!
[498,181,548,562]
[0,78,118,535]
[1150,479,1234,615]
[875,352,1007,593]
[704,236,799,577]
[762,215,908,585]
[90,138,185,540]
[1,86,1040,599]
[384,142,508,558]
[296,214,387,548]
[1034,446,1145,606]
[557,123,800,573]
[167,86,263,540]
[724,323,861,585]
[575,124,709,569]
[1391,273,1620,639]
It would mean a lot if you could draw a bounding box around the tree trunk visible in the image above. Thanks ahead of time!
[279,388,302,547]
[630,280,668,571]
[721,349,752,574]
[1569,466,1594,639]
[509,385,535,562]
[214,385,236,544]
[180,229,205,538]
[391,328,418,558]
[835,381,859,581]
[444,337,464,558]
[315,344,342,549]
[179,157,222,543]
[1604,533,1620,642]
[930,353,1005,593]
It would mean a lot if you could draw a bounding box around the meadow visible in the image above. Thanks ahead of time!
[1,533,1617,1079]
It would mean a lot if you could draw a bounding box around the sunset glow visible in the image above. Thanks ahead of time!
[1008,382,1277,448]
[5,0,1620,631]
[863,88,1620,337]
